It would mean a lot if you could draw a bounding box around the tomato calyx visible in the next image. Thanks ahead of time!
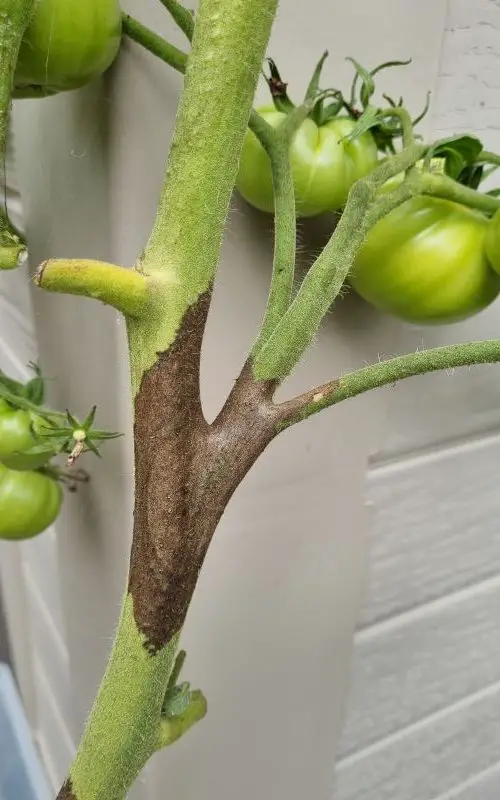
[263,53,431,154]
[30,406,122,466]
[0,365,122,468]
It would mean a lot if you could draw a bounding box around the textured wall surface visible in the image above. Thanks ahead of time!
[1,0,499,799]
[335,1,500,798]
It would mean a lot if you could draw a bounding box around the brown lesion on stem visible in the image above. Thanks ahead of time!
[274,378,342,431]
[57,779,76,800]
[128,294,283,653]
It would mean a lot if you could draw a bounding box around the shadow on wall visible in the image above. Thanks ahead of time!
[0,587,12,666]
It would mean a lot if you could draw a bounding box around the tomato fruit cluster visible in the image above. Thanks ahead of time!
[236,109,378,217]
[14,0,122,97]
[0,463,62,540]
[350,196,500,325]
[0,399,55,471]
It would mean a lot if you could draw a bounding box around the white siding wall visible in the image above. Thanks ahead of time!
[0,0,499,799]
[336,1,500,797]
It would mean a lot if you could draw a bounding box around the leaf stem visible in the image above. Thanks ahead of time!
[34,259,152,317]
[158,0,195,41]
[252,143,427,380]
[420,172,500,214]
[250,104,313,354]
[277,340,500,429]
[121,14,187,73]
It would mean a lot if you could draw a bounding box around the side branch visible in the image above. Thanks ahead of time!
[276,340,500,430]
[249,105,314,355]
[158,0,195,40]
[35,259,151,317]
[121,14,187,74]
[252,143,427,381]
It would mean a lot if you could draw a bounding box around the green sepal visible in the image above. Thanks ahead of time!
[22,363,45,405]
[162,682,192,719]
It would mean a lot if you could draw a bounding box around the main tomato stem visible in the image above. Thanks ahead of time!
[0,0,35,266]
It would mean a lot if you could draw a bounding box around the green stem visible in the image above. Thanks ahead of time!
[142,0,278,291]
[378,106,415,148]
[277,340,500,429]
[250,104,312,354]
[158,0,195,40]
[476,150,500,169]
[420,171,500,214]
[64,596,179,800]
[58,3,280,798]
[121,14,187,73]
[35,259,152,317]
[0,0,36,228]
[253,143,427,380]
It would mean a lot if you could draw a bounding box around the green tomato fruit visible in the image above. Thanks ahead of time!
[0,464,62,540]
[236,108,378,218]
[485,209,500,275]
[14,0,122,97]
[0,403,55,471]
[350,196,500,325]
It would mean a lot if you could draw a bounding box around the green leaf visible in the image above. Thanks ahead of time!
[321,97,345,122]
[305,50,328,102]
[343,105,381,142]
[163,682,192,719]
[0,369,25,398]
[457,163,484,190]
[431,135,483,180]
[82,405,97,430]
[412,91,431,128]
[66,409,80,428]
[168,650,187,690]
[24,375,45,405]
[346,57,375,107]
[486,188,500,197]
[370,58,412,78]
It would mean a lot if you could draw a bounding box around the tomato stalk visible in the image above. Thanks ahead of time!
[275,339,500,429]
[35,257,152,317]
[249,101,322,350]
[0,0,33,268]
[252,141,427,380]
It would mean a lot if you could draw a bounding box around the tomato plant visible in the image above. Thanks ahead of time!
[0,463,62,540]
[0,399,56,470]
[14,0,122,97]
[236,109,378,217]
[350,196,500,324]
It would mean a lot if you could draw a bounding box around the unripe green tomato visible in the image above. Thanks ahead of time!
[0,463,62,540]
[236,108,378,218]
[350,196,500,325]
[0,245,25,270]
[485,209,500,275]
[14,0,122,97]
[0,400,55,471]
